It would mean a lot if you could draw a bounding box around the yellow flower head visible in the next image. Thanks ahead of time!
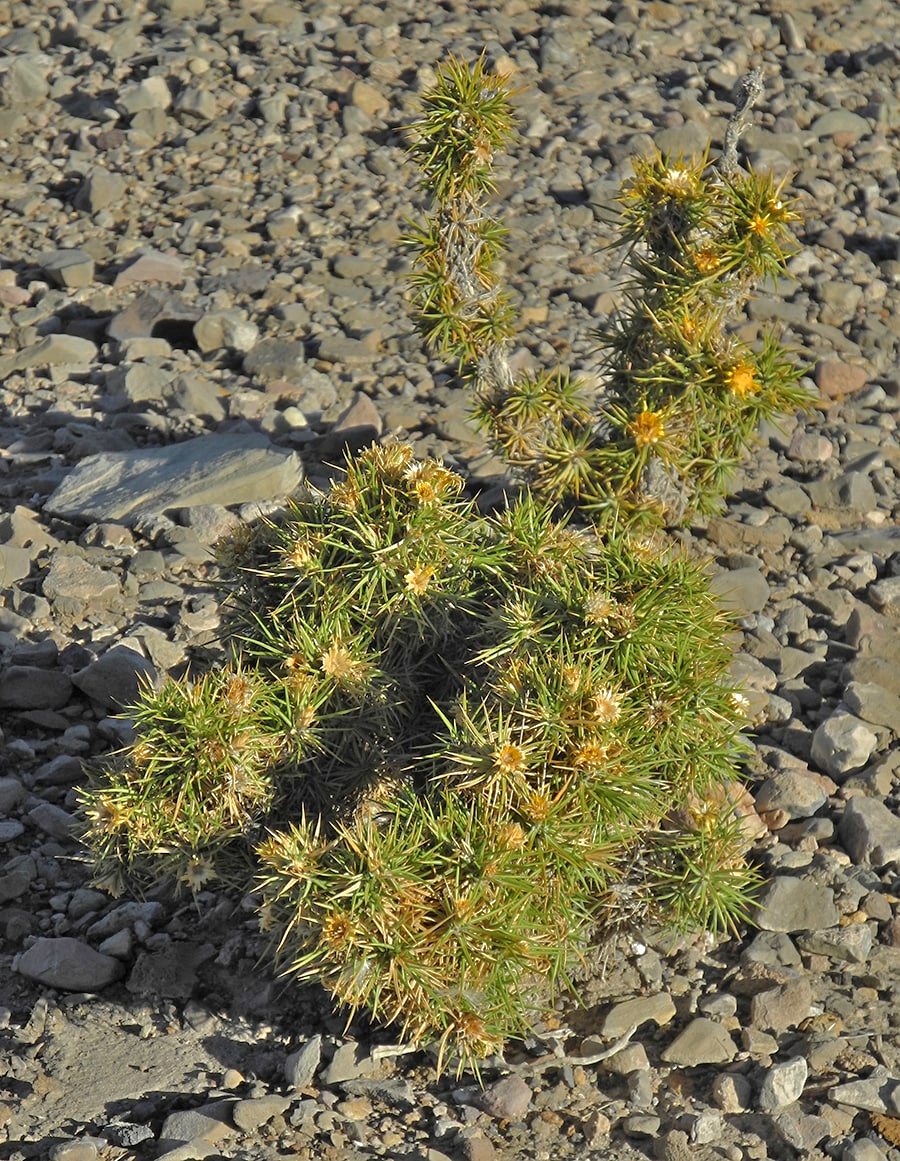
[572,741,609,769]
[92,796,132,835]
[628,410,666,448]
[749,212,771,237]
[495,742,526,774]
[692,246,721,274]
[521,791,551,824]
[405,564,436,596]
[726,361,759,399]
[561,664,582,692]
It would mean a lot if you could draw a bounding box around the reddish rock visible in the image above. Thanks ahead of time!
[814,360,867,401]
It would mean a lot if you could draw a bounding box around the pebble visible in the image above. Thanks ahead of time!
[757,1056,808,1111]
[753,876,841,933]
[284,1034,322,1090]
[810,711,879,778]
[660,1018,737,1066]
[477,1076,533,1122]
[15,937,123,991]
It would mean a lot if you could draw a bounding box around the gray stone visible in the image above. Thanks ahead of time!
[868,577,900,615]
[86,900,165,940]
[811,711,878,778]
[44,434,303,523]
[16,937,123,991]
[0,820,25,842]
[284,1035,322,1089]
[0,666,73,709]
[772,1110,830,1152]
[754,770,828,820]
[766,483,812,517]
[660,1018,737,1066]
[758,1056,808,1111]
[49,1141,103,1161]
[1,55,50,105]
[843,1142,888,1161]
[753,876,840,932]
[75,168,127,214]
[839,796,900,866]
[321,1041,377,1085]
[3,334,97,372]
[41,249,95,289]
[710,567,770,614]
[28,802,77,840]
[0,544,31,585]
[829,1068,897,1112]
[42,553,121,617]
[194,309,259,353]
[478,1075,533,1121]
[809,110,872,137]
[107,291,199,342]
[160,1100,235,1146]
[126,942,215,999]
[599,992,676,1038]
[113,250,186,290]
[749,976,814,1033]
[71,646,157,711]
[796,923,874,963]
[119,75,172,115]
[243,338,306,382]
[844,682,900,735]
[231,1096,290,1133]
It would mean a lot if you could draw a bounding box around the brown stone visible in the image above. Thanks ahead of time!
[814,359,867,401]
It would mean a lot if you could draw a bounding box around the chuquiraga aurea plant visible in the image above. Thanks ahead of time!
[80,443,761,1075]
[402,55,811,527]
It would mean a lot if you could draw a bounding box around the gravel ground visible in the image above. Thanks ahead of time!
[0,2,899,1160]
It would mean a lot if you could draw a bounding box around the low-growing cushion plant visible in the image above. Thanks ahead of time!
[403,55,811,527]
[80,444,761,1074]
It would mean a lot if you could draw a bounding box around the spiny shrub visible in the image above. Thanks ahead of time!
[403,55,811,527]
[80,444,760,1073]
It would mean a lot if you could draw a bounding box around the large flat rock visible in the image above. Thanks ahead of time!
[44,434,303,523]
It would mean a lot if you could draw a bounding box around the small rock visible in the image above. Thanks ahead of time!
[753,876,840,932]
[660,1018,737,1066]
[231,1095,290,1132]
[478,1075,533,1121]
[815,360,867,401]
[829,1068,897,1112]
[868,577,900,616]
[750,976,813,1032]
[599,992,676,1037]
[28,802,77,840]
[159,1100,235,1146]
[72,646,157,711]
[75,168,128,214]
[320,1041,377,1085]
[284,1035,322,1089]
[41,249,95,289]
[712,1071,752,1112]
[843,1140,888,1161]
[754,770,828,820]
[0,666,72,709]
[797,923,875,963]
[243,338,306,383]
[113,250,186,289]
[16,937,123,991]
[840,796,900,866]
[758,1056,808,1111]
[811,711,878,778]
[119,74,172,114]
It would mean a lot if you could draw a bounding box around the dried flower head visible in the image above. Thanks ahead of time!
[321,642,366,684]
[584,592,616,625]
[405,564,436,595]
[591,687,622,724]
[748,212,770,236]
[320,910,357,953]
[179,854,217,892]
[572,740,609,769]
